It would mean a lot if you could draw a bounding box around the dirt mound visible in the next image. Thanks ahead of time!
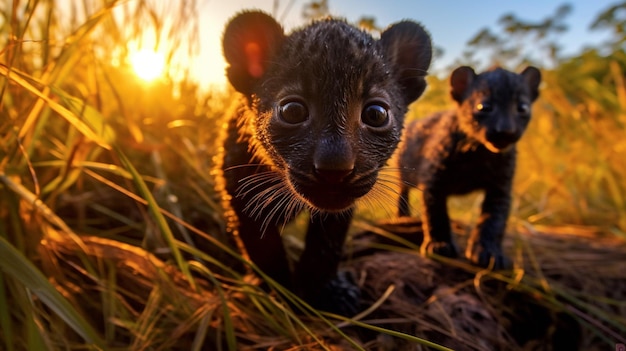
[343,218,626,350]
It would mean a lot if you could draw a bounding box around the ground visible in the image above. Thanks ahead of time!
[42,217,626,350]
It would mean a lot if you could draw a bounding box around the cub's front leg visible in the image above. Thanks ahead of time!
[294,209,360,315]
[236,214,292,287]
[465,181,513,269]
[420,183,459,258]
[221,121,293,288]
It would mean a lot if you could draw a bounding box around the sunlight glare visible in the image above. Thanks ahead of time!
[129,49,166,81]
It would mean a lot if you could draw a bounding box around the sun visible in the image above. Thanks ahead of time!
[129,49,166,81]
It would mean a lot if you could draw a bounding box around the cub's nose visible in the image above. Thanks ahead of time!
[314,166,355,184]
[313,136,355,184]
[486,130,520,151]
[488,115,519,147]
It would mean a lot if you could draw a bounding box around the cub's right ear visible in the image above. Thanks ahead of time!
[380,21,432,104]
[520,66,541,101]
[450,66,476,103]
[222,11,285,95]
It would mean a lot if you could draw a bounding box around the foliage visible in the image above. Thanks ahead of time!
[451,3,571,71]
[591,1,626,49]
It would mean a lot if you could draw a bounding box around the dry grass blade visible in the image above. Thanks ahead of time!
[0,65,111,150]
[188,261,237,351]
[115,147,196,290]
[0,274,13,351]
[1,174,73,238]
[0,235,105,347]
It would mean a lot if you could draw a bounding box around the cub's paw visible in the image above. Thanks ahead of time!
[313,271,361,316]
[420,240,459,258]
[466,243,511,270]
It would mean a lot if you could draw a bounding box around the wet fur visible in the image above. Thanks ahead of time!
[398,66,541,269]
[215,11,432,313]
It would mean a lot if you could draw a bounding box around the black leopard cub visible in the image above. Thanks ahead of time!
[214,11,432,314]
[397,66,541,269]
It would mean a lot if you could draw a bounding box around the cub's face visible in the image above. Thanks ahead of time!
[255,22,409,211]
[451,66,541,152]
[223,12,432,212]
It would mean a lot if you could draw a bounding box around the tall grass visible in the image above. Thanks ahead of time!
[0,0,244,349]
[1,0,625,350]
[519,51,626,235]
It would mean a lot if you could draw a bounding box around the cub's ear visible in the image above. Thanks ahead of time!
[520,66,541,101]
[222,11,285,95]
[380,21,432,104]
[450,66,476,103]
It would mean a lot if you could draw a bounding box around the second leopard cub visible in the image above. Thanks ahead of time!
[397,66,541,269]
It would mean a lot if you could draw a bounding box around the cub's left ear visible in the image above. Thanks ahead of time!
[380,21,432,104]
[521,66,541,101]
[222,11,285,96]
[449,66,476,103]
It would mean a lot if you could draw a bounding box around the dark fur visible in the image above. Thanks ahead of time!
[215,11,432,313]
[398,66,541,269]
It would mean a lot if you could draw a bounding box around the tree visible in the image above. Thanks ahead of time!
[590,1,626,50]
[459,3,572,70]
[302,0,329,21]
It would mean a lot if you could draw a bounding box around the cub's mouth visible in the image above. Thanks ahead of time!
[288,172,376,212]
[484,140,514,153]
[484,133,521,153]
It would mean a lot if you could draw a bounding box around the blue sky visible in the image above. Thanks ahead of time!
[194,0,618,89]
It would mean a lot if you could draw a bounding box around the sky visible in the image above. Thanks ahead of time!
[192,0,619,90]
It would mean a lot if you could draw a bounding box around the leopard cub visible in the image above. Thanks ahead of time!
[216,10,432,314]
[397,66,541,269]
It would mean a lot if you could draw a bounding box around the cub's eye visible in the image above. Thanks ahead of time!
[362,104,389,128]
[517,102,530,114]
[279,101,308,124]
[476,102,493,112]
